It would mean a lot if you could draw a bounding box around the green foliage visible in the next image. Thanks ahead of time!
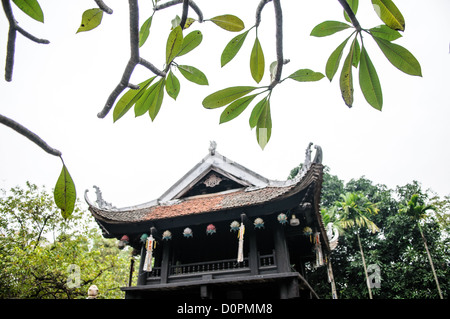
[12,0,43,22]
[0,183,135,299]
[307,171,449,299]
[139,16,153,47]
[113,21,207,123]
[310,21,352,37]
[371,0,405,31]
[221,30,250,67]
[53,163,76,220]
[209,14,245,32]
[311,0,420,110]
[359,46,382,110]
[250,37,265,83]
[76,8,103,33]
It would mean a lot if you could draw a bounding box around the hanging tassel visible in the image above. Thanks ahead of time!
[143,234,154,272]
[237,224,245,263]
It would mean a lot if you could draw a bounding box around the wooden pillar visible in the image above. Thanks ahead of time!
[160,240,171,284]
[248,227,259,275]
[137,245,147,285]
[273,223,290,273]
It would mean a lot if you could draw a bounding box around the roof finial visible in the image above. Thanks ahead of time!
[209,140,217,155]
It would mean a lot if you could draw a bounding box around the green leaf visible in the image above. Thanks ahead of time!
[76,8,103,33]
[256,100,272,150]
[210,15,245,32]
[250,37,265,83]
[166,25,183,65]
[310,21,352,37]
[325,35,351,81]
[54,164,76,220]
[221,30,250,67]
[166,71,180,100]
[12,0,44,22]
[139,16,153,47]
[372,35,422,76]
[339,46,355,107]
[369,25,402,41]
[249,96,268,129]
[148,78,166,121]
[113,77,155,122]
[178,30,203,57]
[219,94,258,124]
[344,0,359,23]
[371,0,405,31]
[359,46,383,110]
[288,69,325,82]
[203,86,258,109]
[178,65,208,85]
[352,38,361,68]
[135,78,164,117]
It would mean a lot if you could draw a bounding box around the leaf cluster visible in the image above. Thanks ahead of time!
[112,12,247,123]
[311,0,421,111]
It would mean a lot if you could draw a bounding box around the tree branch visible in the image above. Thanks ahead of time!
[1,0,50,82]
[97,0,165,119]
[0,113,62,157]
[179,0,189,29]
[94,0,113,14]
[255,0,272,28]
[337,0,361,31]
[154,0,203,23]
[269,0,283,90]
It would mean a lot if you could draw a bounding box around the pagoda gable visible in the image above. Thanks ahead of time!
[157,141,270,203]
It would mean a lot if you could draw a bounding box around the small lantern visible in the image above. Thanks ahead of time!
[303,226,313,242]
[140,233,148,243]
[303,227,313,236]
[162,230,172,241]
[230,220,240,232]
[277,213,288,224]
[290,214,300,226]
[183,227,193,238]
[206,224,216,235]
[254,217,264,229]
[118,235,129,250]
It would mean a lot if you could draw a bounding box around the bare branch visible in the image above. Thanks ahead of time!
[188,0,203,23]
[269,0,283,90]
[255,0,272,28]
[139,58,166,76]
[1,0,50,82]
[337,0,361,31]
[154,0,183,11]
[94,0,113,14]
[179,0,189,29]
[0,113,62,157]
[154,0,203,23]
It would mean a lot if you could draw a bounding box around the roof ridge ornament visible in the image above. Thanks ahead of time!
[291,142,323,184]
[93,185,116,210]
[209,140,217,155]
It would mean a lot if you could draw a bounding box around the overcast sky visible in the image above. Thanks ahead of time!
[1,0,449,209]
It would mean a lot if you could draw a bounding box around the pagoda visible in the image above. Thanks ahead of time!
[85,142,336,299]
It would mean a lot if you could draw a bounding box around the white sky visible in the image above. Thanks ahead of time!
[1,0,449,210]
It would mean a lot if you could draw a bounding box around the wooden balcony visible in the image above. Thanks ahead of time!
[145,251,277,285]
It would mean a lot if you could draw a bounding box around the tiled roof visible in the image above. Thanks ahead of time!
[87,163,323,224]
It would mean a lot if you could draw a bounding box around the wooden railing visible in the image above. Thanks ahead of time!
[145,251,277,284]
[170,257,249,276]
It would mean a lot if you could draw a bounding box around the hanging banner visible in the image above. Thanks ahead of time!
[143,234,156,272]
[237,224,245,263]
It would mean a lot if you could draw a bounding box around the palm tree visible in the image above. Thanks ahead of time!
[334,192,379,299]
[400,194,443,299]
